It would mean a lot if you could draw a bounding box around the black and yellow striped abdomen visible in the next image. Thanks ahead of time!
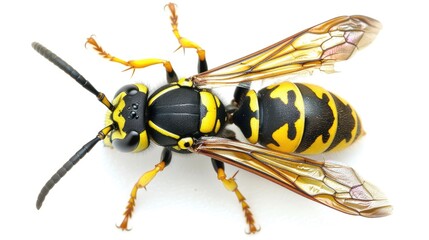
[233,82,363,154]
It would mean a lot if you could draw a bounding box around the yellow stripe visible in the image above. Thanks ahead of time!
[246,91,259,143]
[148,85,180,106]
[214,95,221,107]
[199,91,217,133]
[215,119,221,133]
[135,83,148,94]
[148,120,180,139]
[247,90,258,112]
[248,118,259,143]
[172,146,181,151]
[133,130,149,153]
[178,78,193,87]
[112,92,127,134]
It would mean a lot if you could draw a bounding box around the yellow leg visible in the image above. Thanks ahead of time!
[117,161,166,231]
[165,3,207,72]
[85,36,176,80]
[217,168,260,234]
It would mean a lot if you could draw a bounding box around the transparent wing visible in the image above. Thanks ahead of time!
[191,15,381,88]
[190,137,392,217]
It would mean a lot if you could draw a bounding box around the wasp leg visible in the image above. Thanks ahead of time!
[85,36,178,83]
[117,148,172,231]
[165,3,207,73]
[211,128,258,233]
[211,159,260,234]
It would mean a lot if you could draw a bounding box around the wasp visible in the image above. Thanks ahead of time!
[33,3,391,234]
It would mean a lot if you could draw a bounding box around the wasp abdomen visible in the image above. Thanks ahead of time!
[233,82,363,154]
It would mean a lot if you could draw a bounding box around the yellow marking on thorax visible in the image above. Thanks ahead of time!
[148,85,180,106]
[199,91,217,133]
[148,120,180,139]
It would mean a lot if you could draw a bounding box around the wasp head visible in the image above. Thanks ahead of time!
[105,83,150,152]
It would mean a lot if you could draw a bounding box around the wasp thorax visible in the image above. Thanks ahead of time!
[104,84,150,152]
[146,83,226,152]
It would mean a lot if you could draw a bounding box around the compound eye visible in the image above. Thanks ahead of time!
[114,84,140,98]
[110,129,150,153]
[112,131,140,152]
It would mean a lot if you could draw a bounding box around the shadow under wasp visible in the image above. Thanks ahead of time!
[33,2,392,234]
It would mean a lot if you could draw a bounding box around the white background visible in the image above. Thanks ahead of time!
[1,0,427,239]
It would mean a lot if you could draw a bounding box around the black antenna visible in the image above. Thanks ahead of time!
[32,42,115,209]
[32,42,114,111]
[36,125,113,209]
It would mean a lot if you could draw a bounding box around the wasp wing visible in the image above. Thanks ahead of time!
[191,15,381,88]
[190,137,392,217]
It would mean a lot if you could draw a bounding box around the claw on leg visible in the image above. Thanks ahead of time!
[117,162,166,231]
[85,36,176,79]
[165,2,206,62]
[217,169,260,234]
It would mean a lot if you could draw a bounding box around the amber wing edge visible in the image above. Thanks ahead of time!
[190,137,392,217]
[190,15,382,87]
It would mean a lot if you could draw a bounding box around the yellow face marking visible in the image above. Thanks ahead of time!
[133,130,149,153]
[148,120,180,139]
[110,92,127,138]
[105,92,128,146]
[105,84,149,152]
[148,85,180,106]
[267,82,304,152]
[199,91,217,133]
